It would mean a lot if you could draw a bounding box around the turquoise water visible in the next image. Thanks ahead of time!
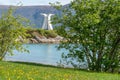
[5,44,67,66]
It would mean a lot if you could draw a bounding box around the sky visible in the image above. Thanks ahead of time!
[0,0,72,6]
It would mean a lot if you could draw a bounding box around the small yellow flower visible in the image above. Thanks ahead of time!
[8,78,11,80]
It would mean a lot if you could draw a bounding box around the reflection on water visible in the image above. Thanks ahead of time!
[4,44,67,66]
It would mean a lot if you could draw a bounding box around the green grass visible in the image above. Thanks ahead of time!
[0,61,119,80]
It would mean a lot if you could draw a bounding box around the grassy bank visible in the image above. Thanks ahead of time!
[26,28,58,38]
[0,61,119,80]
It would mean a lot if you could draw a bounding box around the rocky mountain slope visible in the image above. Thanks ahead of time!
[0,5,61,28]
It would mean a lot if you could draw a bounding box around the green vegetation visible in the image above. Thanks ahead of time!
[52,0,120,72]
[0,7,30,60]
[37,29,58,38]
[44,30,58,38]
[27,28,58,38]
[0,61,119,80]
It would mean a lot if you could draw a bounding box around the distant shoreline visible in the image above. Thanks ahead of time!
[18,29,64,44]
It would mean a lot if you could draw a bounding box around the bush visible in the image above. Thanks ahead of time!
[53,0,120,72]
[45,30,57,38]
[37,29,46,36]
[37,29,57,38]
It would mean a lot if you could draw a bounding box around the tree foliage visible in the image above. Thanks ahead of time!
[0,7,30,60]
[53,0,120,72]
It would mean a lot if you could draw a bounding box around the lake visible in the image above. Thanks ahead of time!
[4,44,67,66]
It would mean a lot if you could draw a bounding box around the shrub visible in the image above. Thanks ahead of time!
[45,30,57,38]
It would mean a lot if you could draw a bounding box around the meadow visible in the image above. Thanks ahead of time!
[0,61,119,80]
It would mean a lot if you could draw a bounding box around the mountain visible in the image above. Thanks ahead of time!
[0,5,61,28]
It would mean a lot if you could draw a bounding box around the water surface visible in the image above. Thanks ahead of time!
[5,44,67,66]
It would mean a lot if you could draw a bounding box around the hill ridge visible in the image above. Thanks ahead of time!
[0,5,60,28]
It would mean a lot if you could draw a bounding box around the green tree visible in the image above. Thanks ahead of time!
[0,7,30,60]
[53,0,120,72]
